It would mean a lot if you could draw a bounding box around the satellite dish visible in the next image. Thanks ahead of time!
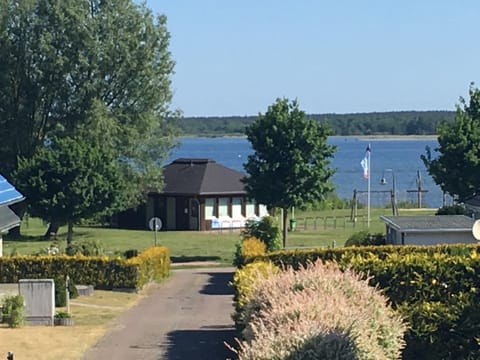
[472,219,480,240]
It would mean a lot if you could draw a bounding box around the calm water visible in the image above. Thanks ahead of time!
[168,136,450,208]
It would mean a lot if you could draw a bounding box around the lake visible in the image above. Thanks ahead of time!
[168,136,451,209]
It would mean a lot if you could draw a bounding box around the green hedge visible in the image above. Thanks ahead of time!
[0,246,170,290]
[244,244,480,360]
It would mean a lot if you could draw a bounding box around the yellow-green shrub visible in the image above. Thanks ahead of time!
[128,246,170,288]
[231,260,279,330]
[234,236,267,267]
[242,237,266,257]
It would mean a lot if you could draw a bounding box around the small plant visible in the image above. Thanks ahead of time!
[54,310,71,319]
[66,239,104,256]
[234,237,267,267]
[124,249,138,259]
[241,216,281,251]
[344,231,386,247]
[1,294,24,328]
[436,204,472,216]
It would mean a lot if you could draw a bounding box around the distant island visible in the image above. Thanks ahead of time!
[176,110,455,137]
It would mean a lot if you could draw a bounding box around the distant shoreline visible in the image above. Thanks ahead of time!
[351,135,438,141]
[178,134,439,140]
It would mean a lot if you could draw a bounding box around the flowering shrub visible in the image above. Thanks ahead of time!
[230,260,406,359]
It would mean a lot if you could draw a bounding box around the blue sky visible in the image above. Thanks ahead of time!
[145,1,480,117]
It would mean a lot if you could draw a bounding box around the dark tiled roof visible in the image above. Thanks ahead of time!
[0,175,24,206]
[0,206,21,232]
[380,215,475,232]
[464,194,480,207]
[161,158,246,196]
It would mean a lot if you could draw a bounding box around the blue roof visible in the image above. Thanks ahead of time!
[0,175,24,206]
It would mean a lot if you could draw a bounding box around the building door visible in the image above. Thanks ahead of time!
[166,197,176,230]
[189,198,200,230]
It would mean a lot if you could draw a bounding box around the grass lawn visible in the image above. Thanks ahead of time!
[4,207,436,264]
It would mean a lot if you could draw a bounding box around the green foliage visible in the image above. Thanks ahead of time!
[55,276,67,307]
[344,231,386,247]
[15,136,126,244]
[436,204,472,216]
[177,111,455,137]
[0,246,170,290]
[231,261,279,332]
[233,237,267,267]
[1,294,24,328]
[124,249,139,259]
[241,217,281,252]
[54,310,72,319]
[246,244,480,359]
[66,239,105,256]
[232,260,406,359]
[0,0,177,210]
[422,84,480,200]
[54,276,78,307]
[243,98,336,247]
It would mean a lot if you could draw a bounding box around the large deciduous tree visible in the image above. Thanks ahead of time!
[0,0,177,231]
[243,98,336,247]
[15,134,125,245]
[422,84,480,201]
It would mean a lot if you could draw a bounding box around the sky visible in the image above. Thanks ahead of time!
[145,1,480,117]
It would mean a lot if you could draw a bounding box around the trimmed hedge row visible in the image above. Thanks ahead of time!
[244,244,480,360]
[0,246,170,290]
[243,244,480,268]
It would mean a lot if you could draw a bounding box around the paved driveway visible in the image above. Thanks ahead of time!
[82,267,237,360]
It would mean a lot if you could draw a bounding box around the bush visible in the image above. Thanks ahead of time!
[124,249,138,259]
[231,260,406,359]
[344,231,386,246]
[1,294,24,328]
[233,237,267,267]
[66,239,104,256]
[436,204,472,216]
[231,261,279,331]
[241,216,281,251]
[54,276,79,307]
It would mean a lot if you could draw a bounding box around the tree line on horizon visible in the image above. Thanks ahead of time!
[177,110,455,136]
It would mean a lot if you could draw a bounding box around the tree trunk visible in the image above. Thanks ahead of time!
[282,207,288,248]
[44,222,60,239]
[67,222,74,247]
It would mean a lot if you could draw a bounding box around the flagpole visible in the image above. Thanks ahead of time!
[367,144,371,228]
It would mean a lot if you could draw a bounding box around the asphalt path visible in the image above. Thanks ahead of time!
[82,267,237,360]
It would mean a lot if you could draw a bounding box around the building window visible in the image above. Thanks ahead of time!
[205,198,215,219]
[218,197,229,217]
[232,197,242,218]
[246,201,256,218]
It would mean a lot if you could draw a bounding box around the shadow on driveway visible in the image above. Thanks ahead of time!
[199,271,234,296]
[164,326,237,360]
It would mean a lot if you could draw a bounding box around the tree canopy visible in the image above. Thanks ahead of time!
[0,0,177,229]
[176,111,454,137]
[243,98,336,247]
[422,84,480,201]
[15,135,125,243]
